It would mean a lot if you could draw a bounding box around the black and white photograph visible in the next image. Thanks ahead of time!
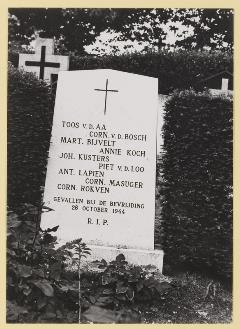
[6,7,233,324]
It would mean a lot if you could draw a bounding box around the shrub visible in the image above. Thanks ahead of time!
[7,204,173,323]
[9,50,233,94]
[7,64,54,208]
[161,90,233,279]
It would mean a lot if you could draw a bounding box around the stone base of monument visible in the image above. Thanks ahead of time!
[84,245,164,272]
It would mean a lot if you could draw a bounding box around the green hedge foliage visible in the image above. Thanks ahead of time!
[161,90,233,279]
[8,64,54,208]
[9,50,232,94]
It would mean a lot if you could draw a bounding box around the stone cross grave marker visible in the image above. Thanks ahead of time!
[41,69,163,270]
[18,38,69,81]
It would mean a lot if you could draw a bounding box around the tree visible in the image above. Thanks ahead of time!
[107,8,233,52]
[8,8,114,54]
[8,8,233,55]
[106,8,173,51]
[173,9,233,51]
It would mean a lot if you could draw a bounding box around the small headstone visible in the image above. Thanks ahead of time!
[209,76,233,96]
[18,38,69,81]
[221,78,229,91]
[196,70,233,96]
[41,69,163,270]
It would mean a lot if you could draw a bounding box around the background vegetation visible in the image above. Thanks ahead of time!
[8,64,53,208]
[161,90,232,280]
[8,8,233,55]
[9,50,233,94]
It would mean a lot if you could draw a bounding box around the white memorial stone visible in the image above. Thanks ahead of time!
[221,78,229,91]
[209,77,233,96]
[18,38,69,81]
[41,69,163,270]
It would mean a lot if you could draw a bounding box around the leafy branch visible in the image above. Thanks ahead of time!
[62,239,91,323]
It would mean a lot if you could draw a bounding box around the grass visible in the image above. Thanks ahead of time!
[141,271,232,323]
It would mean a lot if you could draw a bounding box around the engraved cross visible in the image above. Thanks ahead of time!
[94,79,119,115]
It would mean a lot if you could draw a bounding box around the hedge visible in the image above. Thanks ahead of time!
[161,90,233,279]
[7,64,54,208]
[9,50,233,94]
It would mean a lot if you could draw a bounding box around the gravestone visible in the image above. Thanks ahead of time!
[41,69,163,271]
[195,70,233,96]
[18,38,69,81]
[209,77,233,96]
